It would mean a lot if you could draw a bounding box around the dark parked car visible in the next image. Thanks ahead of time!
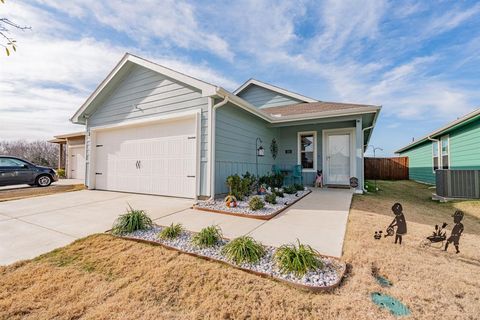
[0,156,58,187]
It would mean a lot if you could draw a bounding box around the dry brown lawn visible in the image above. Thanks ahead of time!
[0,184,85,202]
[0,180,479,319]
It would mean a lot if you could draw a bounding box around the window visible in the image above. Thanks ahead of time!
[432,141,439,171]
[298,132,316,171]
[0,158,26,167]
[441,135,449,169]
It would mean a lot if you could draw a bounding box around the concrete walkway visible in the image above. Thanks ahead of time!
[0,188,352,265]
[156,188,353,257]
[0,190,193,265]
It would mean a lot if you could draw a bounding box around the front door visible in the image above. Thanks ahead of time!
[325,131,352,185]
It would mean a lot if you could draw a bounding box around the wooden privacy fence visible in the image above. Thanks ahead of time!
[364,157,409,180]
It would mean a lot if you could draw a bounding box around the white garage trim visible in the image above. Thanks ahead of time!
[87,109,201,198]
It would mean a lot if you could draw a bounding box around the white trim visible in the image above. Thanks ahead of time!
[432,140,439,173]
[441,135,450,169]
[233,79,317,103]
[71,53,218,124]
[195,112,201,200]
[89,109,201,132]
[297,131,317,173]
[322,128,356,185]
[87,110,200,197]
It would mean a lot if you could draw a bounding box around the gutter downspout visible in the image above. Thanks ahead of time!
[209,95,229,200]
[361,125,374,193]
[427,135,440,172]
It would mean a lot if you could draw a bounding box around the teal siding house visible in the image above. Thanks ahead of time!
[396,109,480,184]
[72,54,380,198]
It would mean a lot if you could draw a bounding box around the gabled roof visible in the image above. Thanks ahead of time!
[263,101,379,118]
[71,53,218,124]
[395,108,480,153]
[233,78,317,103]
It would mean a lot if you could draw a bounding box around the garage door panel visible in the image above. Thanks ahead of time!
[94,117,197,198]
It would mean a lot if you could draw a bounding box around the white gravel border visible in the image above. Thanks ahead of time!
[123,225,344,289]
[195,189,310,216]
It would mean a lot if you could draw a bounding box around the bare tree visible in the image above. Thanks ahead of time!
[1,0,31,56]
[0,140,59,167]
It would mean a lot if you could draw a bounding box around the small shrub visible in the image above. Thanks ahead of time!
[264,193,277,204]
[274,240,323,276]
[284,185,297,194]
[111,205,153,235]
[222,236,265,264]
[293,183,304,191]
[274,190,284,198]
[192,225,223,247]
[56,168,66,178]
[227,173,254,200]
[158,223,183,239]
[249,196,265,211]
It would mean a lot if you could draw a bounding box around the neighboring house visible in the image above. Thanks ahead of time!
[49,132,86,180]
[70,53,380,199]
[396,108,480,184]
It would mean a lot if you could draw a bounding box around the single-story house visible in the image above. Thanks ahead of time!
[48,132,86,180]
[396,108,480,184]
[70,53,380,199]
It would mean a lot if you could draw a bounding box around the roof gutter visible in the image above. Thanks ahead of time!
[208,95,229,200]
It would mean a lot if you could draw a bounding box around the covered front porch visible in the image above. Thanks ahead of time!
[214,101,376,194]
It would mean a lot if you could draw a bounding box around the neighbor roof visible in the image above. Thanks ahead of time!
[233,78,318,103]
[395,108,480,153]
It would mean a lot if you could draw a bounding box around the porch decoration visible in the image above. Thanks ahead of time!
[270,138,278,159]
[224,194,238,208]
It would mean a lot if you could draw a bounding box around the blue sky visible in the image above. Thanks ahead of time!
[1,1,480,156]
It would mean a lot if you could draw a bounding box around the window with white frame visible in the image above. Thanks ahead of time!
[432,141,439,171]
[441,135,449,169]
[298,132,316,171]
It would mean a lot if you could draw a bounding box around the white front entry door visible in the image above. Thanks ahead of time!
[324,129,354,185]
[69,146,85,180]
[94,116,197,198]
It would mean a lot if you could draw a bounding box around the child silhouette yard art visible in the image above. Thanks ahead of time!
[444,210,464,254]
[386,203,407,245]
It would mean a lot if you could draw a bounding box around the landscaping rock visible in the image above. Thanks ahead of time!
[126,225,343,289]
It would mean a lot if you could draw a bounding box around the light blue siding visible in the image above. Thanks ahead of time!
[276,121,356,186]
[86,65,210,196]
[237,85,303,109]
[215,103,277,194]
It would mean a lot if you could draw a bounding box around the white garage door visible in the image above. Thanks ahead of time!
[69,146,86,180]
[94,117,197,198]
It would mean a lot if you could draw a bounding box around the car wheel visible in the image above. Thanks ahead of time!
[36,175,52,187]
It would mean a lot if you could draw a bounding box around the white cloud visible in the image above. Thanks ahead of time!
[34,0,233,61]
[423,3,480,37]
[0,1,237,140]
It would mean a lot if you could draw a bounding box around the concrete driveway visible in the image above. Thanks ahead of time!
[0,190,193,265]
[1,188,352,265]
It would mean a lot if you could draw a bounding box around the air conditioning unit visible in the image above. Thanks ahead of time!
[435,169,480,199]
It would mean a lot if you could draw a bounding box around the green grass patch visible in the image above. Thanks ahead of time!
[158,223,183,240]
[274,240,323,276]
[191,225,223,248]
[222,236,265,264]
[112,205,153,235]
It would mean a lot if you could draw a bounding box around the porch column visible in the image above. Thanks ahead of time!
[58,143,64,170]
[355,118,363,193]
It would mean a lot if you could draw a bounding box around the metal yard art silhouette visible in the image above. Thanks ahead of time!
[386,203,407,245]
[444,210,464,254]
